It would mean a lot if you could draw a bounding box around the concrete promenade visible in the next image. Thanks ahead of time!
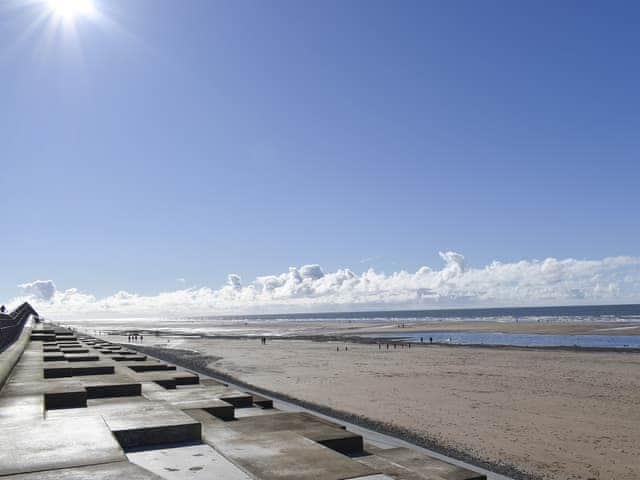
[0,319,487,480]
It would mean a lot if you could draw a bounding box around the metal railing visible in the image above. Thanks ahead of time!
[0,303,39,352]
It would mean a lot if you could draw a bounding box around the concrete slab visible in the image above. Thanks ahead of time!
[131,371,198,389]
[233,406,282,419]
[83,377,142,399]
[128,444,252,480]
[212,431,374,480]
[174,371,199,385]
[252,393,274,409]
[30,334,56,342]
[0,394,43,425]
[111,354,148,362]
[43,362,115,379]
[64,353,100,362]
[219,391,254,408]
[0,416,125,476]
[349,476,394,480]
[2,461,163,479]
[1,379,80,397]
[187,409,362,455]
[43,353,66,362]
[143,385,228,403]
[126,362,177,373]
[232,411,360,454]
[47,398,202,449]
[358,447,487,480]
[44,386,88,409]
[199,378,228,387]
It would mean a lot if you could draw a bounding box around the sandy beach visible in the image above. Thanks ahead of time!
[128,334,640,480]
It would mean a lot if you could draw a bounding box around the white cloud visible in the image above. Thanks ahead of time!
[18,280,57,301]
[12,252,640,318]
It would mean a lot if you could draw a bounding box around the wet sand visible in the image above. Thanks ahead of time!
[343,320,640,336]
[129,335,640,480]
[67,317,640,339]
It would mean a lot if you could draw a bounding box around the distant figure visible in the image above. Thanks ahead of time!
[420,337,423,343]
[386,343,389,349]
[345,345,348,351]
[378,343,381,349]
[140,335,143,342]
[429,337,433,344]
[337,346,340,351]
[0,305,5,313]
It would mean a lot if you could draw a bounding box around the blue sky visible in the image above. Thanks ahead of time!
[1,1,639,314]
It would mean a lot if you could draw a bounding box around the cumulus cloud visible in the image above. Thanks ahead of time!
[18,280,57,301]
[12,252,640,318]
[227,274,242,290]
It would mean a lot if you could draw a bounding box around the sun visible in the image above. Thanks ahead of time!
[46,0,96,20]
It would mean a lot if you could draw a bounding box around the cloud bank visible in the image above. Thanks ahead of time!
[11,252,640,318]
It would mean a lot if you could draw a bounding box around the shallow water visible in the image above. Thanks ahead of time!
[361,331,640,348]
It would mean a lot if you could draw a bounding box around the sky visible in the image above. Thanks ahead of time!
[1,1,639,317]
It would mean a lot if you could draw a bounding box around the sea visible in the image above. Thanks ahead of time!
[60,303,640,349]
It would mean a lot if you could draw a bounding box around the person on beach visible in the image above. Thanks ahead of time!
[140,335,143,342]
[430,337,433,344]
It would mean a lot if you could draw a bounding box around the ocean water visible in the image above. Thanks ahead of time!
[192,303,640,322]
[360,331,640,349]
[60,304,640,348]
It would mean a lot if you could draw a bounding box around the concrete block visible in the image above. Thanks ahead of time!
[233,406,281,419]
[0,417,124,476]
[126,362,177,372]
[30,334,56,342]
[220,391,254,408]
[211,431,374,480]
[59,348,89,354]
[252,393,274,409]
[43,365,73,378]
[224,411,362,454]
[358,447,487,480]
[111,354,147,362]
[131,371,197,389]
[100,400,202,449]
[43,353,66,362]
[44,387,87,410]
[0,395,44,425]
[128,444,251,480]
[65,354,100,362]
[164,398,235,420]
[2,461,164,479]
[174,371,199,386]
[86,382,141,399]
[43,362,115,379]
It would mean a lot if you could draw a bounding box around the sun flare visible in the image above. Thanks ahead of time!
[46,0,96,20]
